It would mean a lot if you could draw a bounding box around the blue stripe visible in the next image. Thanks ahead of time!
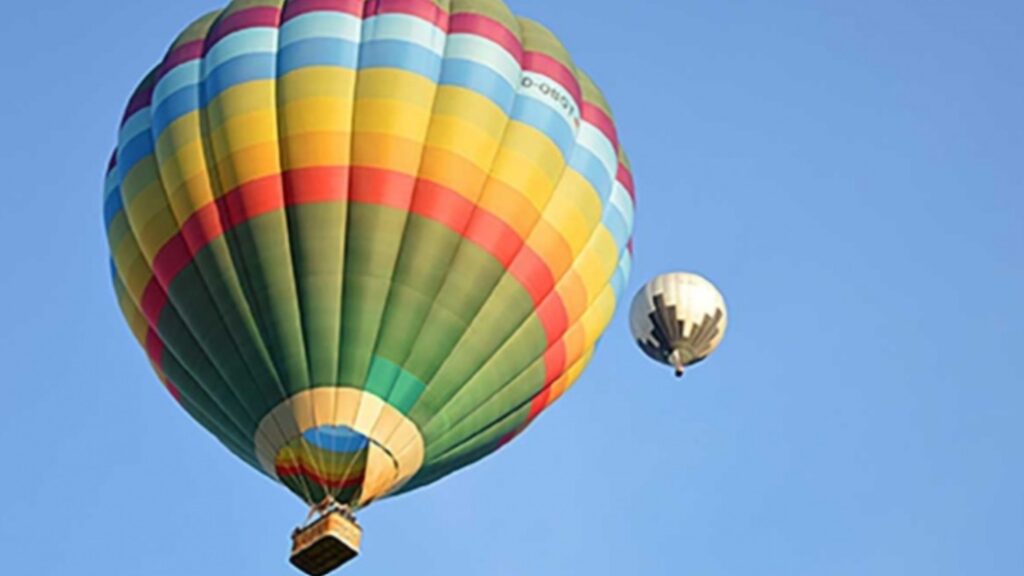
[103,188,124,228]
[201,52,276,106]
[359,39,442,79]
[278,37,359,75]
[610,264,627,299]
[440,59,517,113]
[303,426,369,453]
[569,147,613,202]
[117,132,154,180]
[512,97,575,159]
[143,43,578,171]
[153,86,199,138]
[602,207,631,250]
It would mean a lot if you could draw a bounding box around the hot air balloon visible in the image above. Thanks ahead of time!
[630,273,727,377]
[103,0,635,573]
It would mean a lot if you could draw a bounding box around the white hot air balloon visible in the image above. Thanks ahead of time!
[630,273,728,377]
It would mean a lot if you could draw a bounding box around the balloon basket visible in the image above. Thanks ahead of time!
[290,510,362,575]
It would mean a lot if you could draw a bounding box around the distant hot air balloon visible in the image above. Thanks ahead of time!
[630,273,727,377]
[103,0,635,573]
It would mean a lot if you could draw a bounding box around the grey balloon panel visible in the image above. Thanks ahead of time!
[637,293,724,367]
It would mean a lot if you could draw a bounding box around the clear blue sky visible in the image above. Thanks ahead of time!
[1,1,1021,574]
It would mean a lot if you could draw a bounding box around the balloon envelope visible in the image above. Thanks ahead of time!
[630,273,727,375]
[104,0,635,507]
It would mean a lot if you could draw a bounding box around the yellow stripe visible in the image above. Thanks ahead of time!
[355,69,437,108]
[278,67,356,102]
[281,131,353,169]
[106,213,132,252]
[114,279,150,345]
[574,229,619,298]
[554,271,588,321]
[279,98,353,135]
[350,132,423,174]
[353,99,433,140]
[524,218,572,277]
[580,285,616,350]
[210,139,281,192]
[424,115,501,168]
[137,210,181,263]
[205,80,276,131]
[431,85,508,141]
[114,238,154,302]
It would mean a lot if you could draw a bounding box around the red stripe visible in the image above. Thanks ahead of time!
[542,340,567,387]
[497,429,518,448]
[582,103,619,153]
[277,464,365,489]
[410,179,476,230]
[141,167,577,363]
[463,210,521,267]
[205,6,282,53]
[366,0,449,32]
[526,385,552,422]
[160,375,182,402]
[523,51,582,108]
[283,166,350,205]
[222,174,286,226]
[535,295,570,345]
[282,0,364,22]
[508,248,555,305]
[350,166,416,208]
[180,200,226,253]
[449,13,523,62]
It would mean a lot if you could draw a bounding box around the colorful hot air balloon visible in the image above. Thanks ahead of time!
[630,273,727,377]
[103,0,634,570]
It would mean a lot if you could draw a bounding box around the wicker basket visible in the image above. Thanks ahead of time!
[290,511,362,575]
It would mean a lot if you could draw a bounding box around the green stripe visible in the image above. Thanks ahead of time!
[169,11,220,51]
[287,203,347,387]
[338,203,411,387]
[518,18,576,75]
[454,0,521,38]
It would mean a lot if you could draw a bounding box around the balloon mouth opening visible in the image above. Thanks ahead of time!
[275,426,370,499]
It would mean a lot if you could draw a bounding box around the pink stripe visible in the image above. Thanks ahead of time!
[582,103,619,152]
[366,0,449,32]
[449,13,522,62]
[616,163,636,202]
[282,0,364,21]
[121,82,154,127]
[145,329,166,367]
[152,235,192,287]
[156,40,204,84]
[205,6,282,53]
[163,376,182,401]
[141,281,169,326]
[523,51,582,108]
